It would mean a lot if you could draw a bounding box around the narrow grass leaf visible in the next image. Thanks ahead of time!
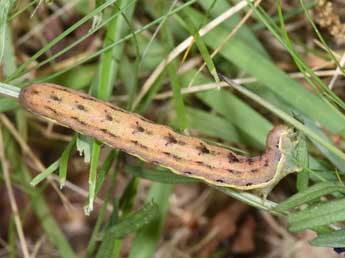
[85,141,101,215]
[198,0,269,57]
[76,135,92,163]
[119,177,139,215]
[178,9,218,82]
[217,187,279,213]
[275,182,345,212]
[95,150,118,195]
[196,89,271,149]
[311,229,345,248]
[295,133,309,191]
[58,136,76,187]
[0,98,19,112]
[185,107,241,143]
[99,201,159,239]
[303,117,345,172]
[85,196,114,258]
[30,160,60,186]
[288,198,345,232]
[128,184,172,258]
[95,199,120,258]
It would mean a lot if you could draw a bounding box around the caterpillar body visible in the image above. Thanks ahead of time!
[19,83,300,191]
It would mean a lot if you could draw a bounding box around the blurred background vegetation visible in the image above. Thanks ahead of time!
[1,0,345,257]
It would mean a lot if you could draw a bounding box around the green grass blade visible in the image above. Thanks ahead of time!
[85,141,101,215]
[311,229,345,248]
[30,160,60,186]
[177,9,219,82]
[95,199,120,258]
[275,182,345,212]
[128,183,172,258]
[95,150,118,195]
[196,89,271,149]
[184,106,241,143]
[99,201,159,239]
[0,98,19,112]
[288,198,345,232]
[58,136,76,187]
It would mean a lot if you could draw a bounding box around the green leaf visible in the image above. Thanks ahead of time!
[128,183,172,258]
[288,198,345,232]
[30,160,60,186]
[76,135,92,163]
[0,97,19,112]
[276,182,345,212]
[303,117,345,172]
[58,136,76,187]
[85,141,101,215]
[196,89,271,149]
[185,106,240,143]
[295,132,309,191]
[311,229,345,248]
[99,201,159,239]
[95,199,120,258]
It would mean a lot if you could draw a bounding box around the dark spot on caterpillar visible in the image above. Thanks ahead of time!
[146,130,153,135]
[79,95,96,101]
[133,121,145,134]
[184,171,192,175]
[130,140,148,150]
[197,143,210,155]
[106,104,128,114]
[164,134,178,146]
[178,141,186,146]
[251,169,258,173]
[264,159,269,167]
[70,116,86,125]
[139,116,151,123]
[195,161,212,169]
[163,151,171,156]
[49,94,61,102]
[216,179,225,183]
[57,87,71,92]
[246,182,253,186]
[276,143,279,148]
[228,152,240,163]
[76,104,87,111]
[172,154,182,160]
[99,128,118,138]
[228,169,241,175]
[44,106,58,114]
[247,158,254,164]
[31,90,39,95]
[106,114,113,121]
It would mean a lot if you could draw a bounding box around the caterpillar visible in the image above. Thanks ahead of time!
[18,83,300,191]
